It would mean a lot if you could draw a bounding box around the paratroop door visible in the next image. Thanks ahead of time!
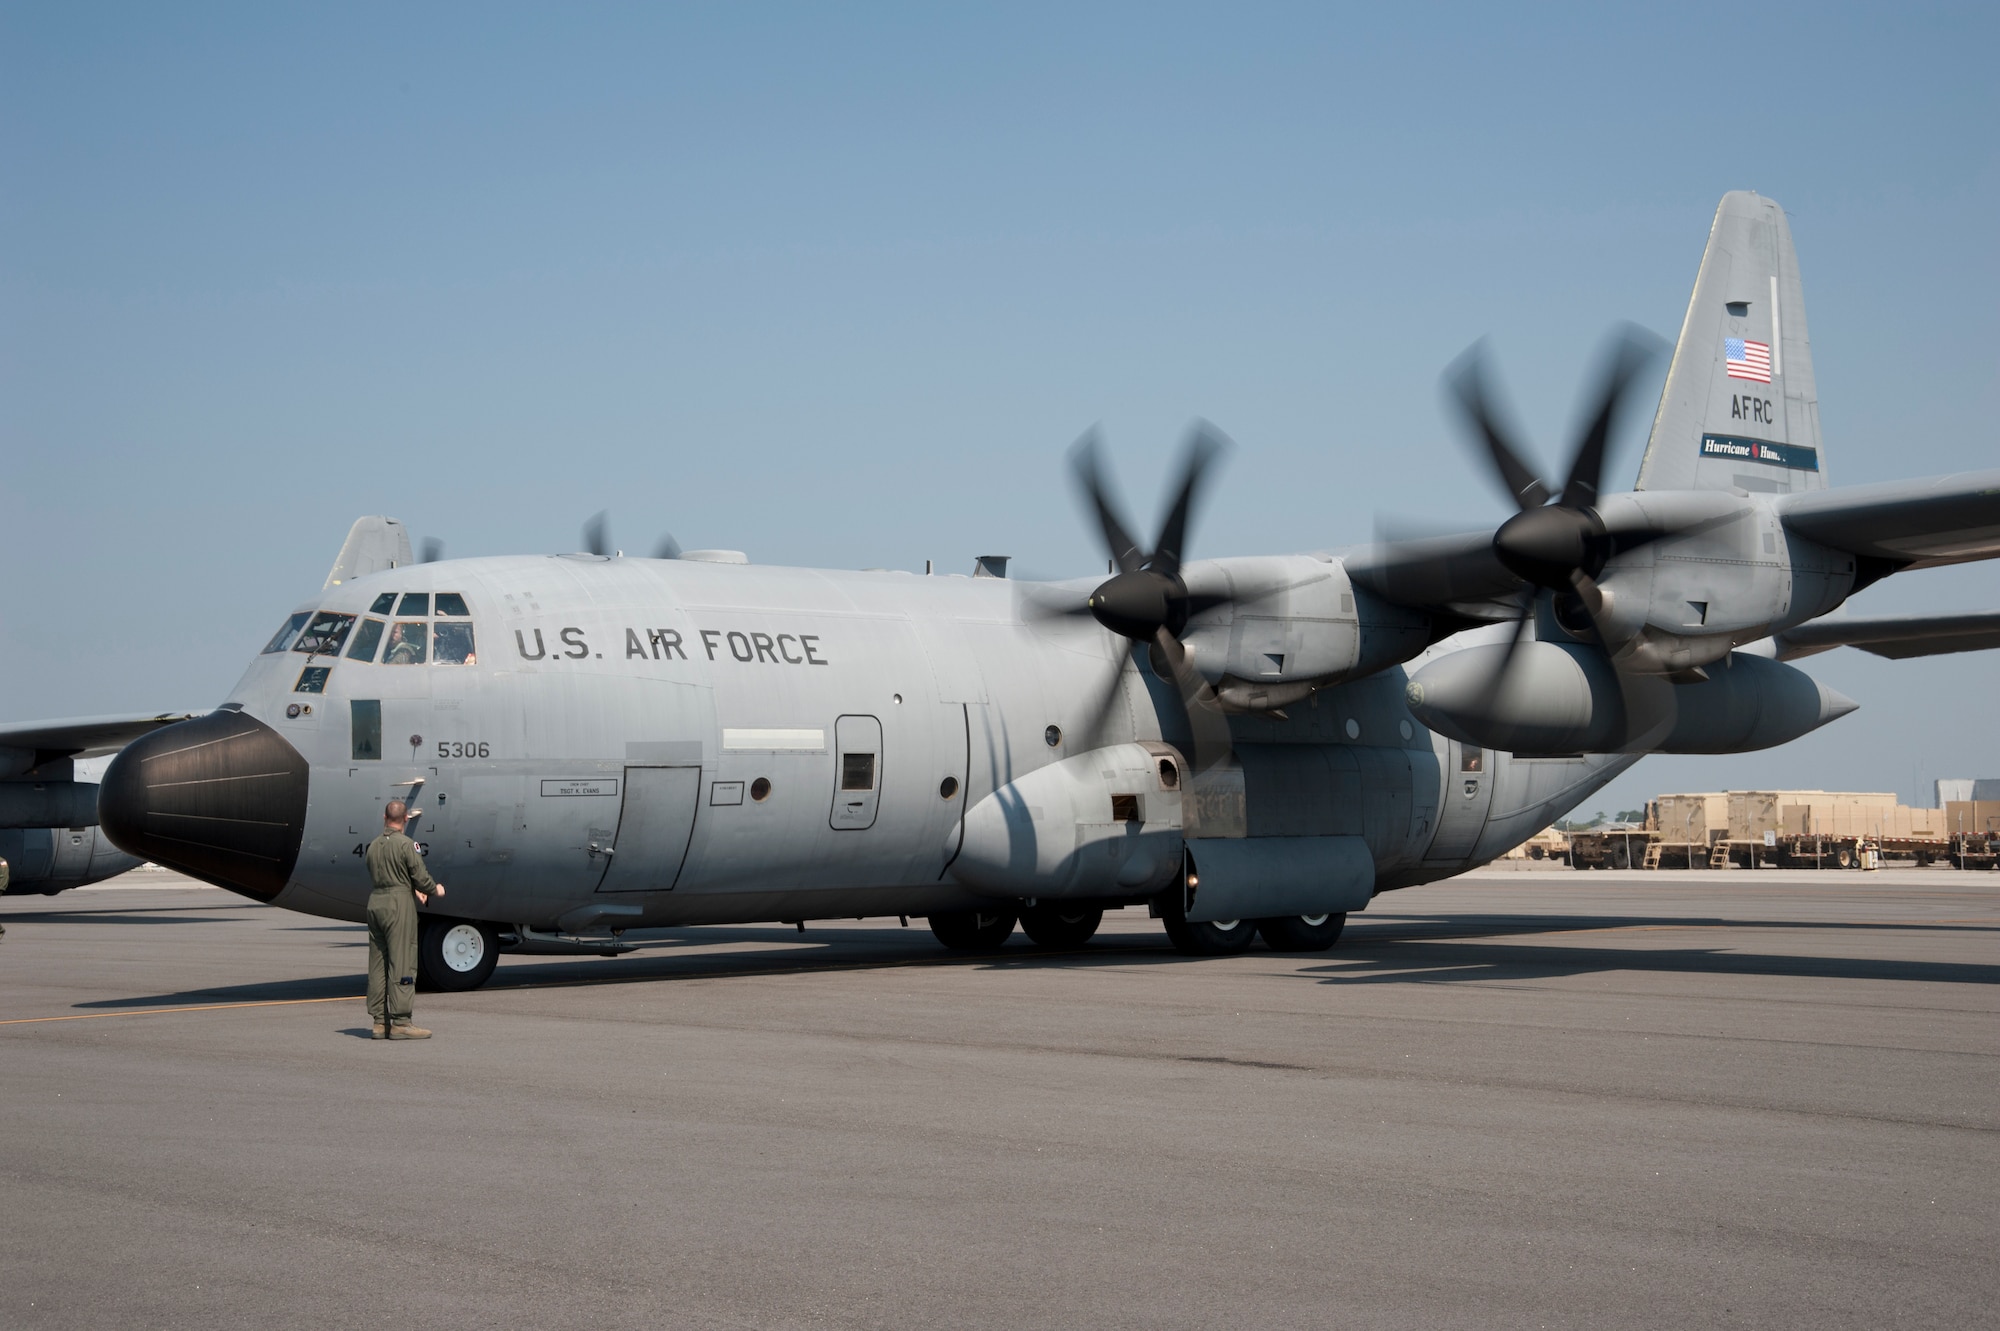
[1423,741,1494,863]
[830,715,882,830]
[596,766,700,892]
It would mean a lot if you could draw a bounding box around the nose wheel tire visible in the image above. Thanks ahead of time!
[1257,912,1346,952]
[928,909,1017,952]
[1019,904,1104,949]
[417,917,500,992]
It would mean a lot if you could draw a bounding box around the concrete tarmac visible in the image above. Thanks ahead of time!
[3,866,1996,1329]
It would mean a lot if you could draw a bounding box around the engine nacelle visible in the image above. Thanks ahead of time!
[1406,642,1856,755]
[0,825,142,895]
[948,744,1186,899]
[1179,556,1432,710]
[0,780,102,829]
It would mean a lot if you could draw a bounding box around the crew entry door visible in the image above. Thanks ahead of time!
[830,715,882,830]
[596,766,701,892]
[1423,741,1495,863]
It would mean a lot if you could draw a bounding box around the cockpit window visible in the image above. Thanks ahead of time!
[262,611,312,654]
[293,612,357,657]
[383,622,428,665]
[397,593,430,616]
[434,592,470,617]
[347,618,386,662]
[369,592,397,615]
[433,622,476,665]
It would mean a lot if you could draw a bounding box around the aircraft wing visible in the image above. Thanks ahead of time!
[1766,609,2000,662]
[1342,530,1524,619]
[1777,469,2000,570]
[0,712,200,769]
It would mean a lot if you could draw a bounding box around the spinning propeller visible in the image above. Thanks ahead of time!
[1024,424,1240,773]
[582,511,683,561]
[1426,326,1666,716]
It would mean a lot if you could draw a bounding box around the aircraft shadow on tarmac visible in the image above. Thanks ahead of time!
[67,912,2000,1011]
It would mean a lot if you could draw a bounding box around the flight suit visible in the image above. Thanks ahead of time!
[364,830,435,1028]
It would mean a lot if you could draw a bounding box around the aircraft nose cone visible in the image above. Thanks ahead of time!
[98,710,310,902]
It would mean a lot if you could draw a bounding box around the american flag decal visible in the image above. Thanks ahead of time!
[1725,337,1772,383]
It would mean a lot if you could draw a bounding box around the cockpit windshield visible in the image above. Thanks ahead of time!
[383,621,428,665]
[433,622,475,665]
[369,592,397,614]
[347,618,386,662]
[434,592,470,616]
[262,611,312,654]
[293,612,357,658]
[397,593,430,616]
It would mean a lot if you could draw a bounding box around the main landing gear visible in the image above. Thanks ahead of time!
[1159,890,1346,956]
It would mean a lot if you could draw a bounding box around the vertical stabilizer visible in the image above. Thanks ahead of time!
[324,517,414,589]
[1635,192,1826,495]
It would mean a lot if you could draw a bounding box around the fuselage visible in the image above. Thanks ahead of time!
[114,553,1636,928]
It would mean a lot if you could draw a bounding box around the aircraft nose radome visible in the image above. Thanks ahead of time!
[98,710,310,903]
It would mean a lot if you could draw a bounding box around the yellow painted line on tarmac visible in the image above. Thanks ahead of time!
[0,995,361,1026]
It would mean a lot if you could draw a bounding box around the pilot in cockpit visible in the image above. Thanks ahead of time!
[383,622,427,666]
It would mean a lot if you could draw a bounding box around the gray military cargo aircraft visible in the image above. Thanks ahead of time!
[22,192,1999,988]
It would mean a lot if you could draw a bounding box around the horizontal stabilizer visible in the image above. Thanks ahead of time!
[1779,469,2000,571]
[1765,608,2000,661]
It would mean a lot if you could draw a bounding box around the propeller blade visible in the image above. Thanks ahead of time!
[1558,326,1663,511]
[582,511,611,558]
[1152,626,1234,774]
[1464,593,1537,721]
[418,537,445,564]
[1069,430,1146,576]
[1149,420,1228,580]
[653,532,682,560]
[1015,581,1100,625]
[1446,342,1552,512]
[1069,641,1137,755]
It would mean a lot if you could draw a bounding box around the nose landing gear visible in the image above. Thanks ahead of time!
[417,917,500,991]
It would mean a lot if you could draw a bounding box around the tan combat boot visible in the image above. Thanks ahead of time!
[389,1024,433,1040]
[371,1023,388,1040]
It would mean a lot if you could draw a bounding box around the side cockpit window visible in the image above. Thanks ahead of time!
[293,612,357,658]
[433,622,476,665]
[262,611,312,654]
[347,618,386,662]
[383,622,428,665]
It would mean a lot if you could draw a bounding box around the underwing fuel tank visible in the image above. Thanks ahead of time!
[948,744,1186,899]
[1405,643,1856,755]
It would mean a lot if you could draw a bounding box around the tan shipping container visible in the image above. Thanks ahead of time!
[1654,793,1728,842]
[1730,790,1899,841]
[1945,801,2000,836]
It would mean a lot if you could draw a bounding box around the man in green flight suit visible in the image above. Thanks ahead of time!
[364,799,444,1040]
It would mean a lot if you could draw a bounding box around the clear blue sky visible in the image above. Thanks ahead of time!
[4,3,1995,811]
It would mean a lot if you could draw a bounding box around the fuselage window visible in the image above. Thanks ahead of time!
[262,611,312,654]
[397,593,430,616]
[369,592,398,615]
[433,622,476,665]
[434,592,470,617]
[347,618,386,662]
[1461,745,1484,773]
[351,699,382,760]
[841,752,877,791]
[293,612,357,658]
[383,622,428,665]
